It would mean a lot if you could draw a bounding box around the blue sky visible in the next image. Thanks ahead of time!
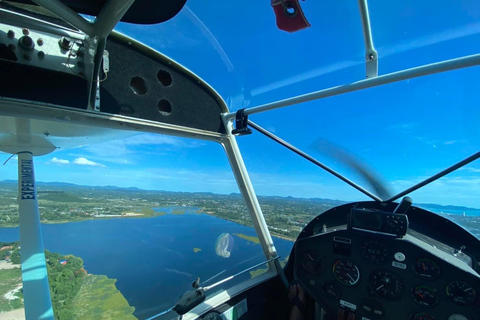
[1,0,480,207]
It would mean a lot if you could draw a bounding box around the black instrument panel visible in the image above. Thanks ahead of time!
[294,228,480,320]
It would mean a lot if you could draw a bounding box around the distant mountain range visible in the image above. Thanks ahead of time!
[1,179,478,212]
[0,180,143,191]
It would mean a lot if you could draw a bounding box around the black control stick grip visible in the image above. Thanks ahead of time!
[173,288,206,315]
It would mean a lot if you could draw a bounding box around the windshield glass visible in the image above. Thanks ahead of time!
[1,1,480,319]
[0,133,293,319]
[112,0,480,204]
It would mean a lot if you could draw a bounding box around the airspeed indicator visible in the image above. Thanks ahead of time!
[446,281,477,306]
[332,259,360,286]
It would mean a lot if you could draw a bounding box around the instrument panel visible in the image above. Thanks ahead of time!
[294,229,480,320]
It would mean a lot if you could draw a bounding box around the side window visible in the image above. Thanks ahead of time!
[0,133,287,320]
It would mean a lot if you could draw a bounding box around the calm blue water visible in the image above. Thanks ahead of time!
[0,209,294,319]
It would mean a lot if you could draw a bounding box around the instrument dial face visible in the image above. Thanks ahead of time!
[414,258,440,280]
[301,250,325,276]
[446,281,477,306]
[362,240,389,264]
[321,281,341,300]
[412,286,438,307]
[448,315,468,320]
[332,259,360,286]
[369,269,403,299]
[410,313,435,320]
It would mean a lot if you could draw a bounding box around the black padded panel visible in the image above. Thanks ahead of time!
[0,60,88,109]
[6,0,186,25]
[200,276,291,320]
[100,35,226,134]
[0,32,226,133]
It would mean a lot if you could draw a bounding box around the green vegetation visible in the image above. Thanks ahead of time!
[71,275,136,320]
[193,248,202,253]
[233,233,260,244]
[0,267,22,312]
[250,267,268,278]
[47,250,136,320]
[2,180,478,241]
[46,251,86,319]
[0,181,344,239]
[0,241,21,264]
[0,241,136,320]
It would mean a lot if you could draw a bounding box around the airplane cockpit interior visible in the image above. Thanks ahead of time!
[0,1,479,320]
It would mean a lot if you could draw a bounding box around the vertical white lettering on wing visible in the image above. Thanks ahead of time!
[20,159,36,200]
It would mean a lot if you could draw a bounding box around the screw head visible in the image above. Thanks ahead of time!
[38,51,45,59]
[22,28,29,36]
[19,36,34,50]
[37,38,44,46]
[23,53,32,61]
[7,30,15,38]
[59,36,72,50]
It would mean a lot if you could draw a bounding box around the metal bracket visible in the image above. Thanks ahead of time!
[358,0,378,78]
[366,50,378,78]
[231,109,252,136]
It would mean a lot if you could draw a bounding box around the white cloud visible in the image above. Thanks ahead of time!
[51,157,69,165]
[380,22,480,58]
[251,60,361,96]
[73,157,105,167]
[79,134,204,164]
[444,140,458,145]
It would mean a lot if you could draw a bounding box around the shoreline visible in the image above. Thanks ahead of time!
[0,206,297,242]
[201,210,295,242]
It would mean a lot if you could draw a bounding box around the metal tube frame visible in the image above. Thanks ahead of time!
[225,53,480,120]
[0,8,86,40]
[31,0,95,36]
[221,116,279,270]
[0,98,224,143]
[247,120,382,202]
[358,0,378,78]
[30,0,135,110]
[386,152,480,203]
[93,0,135,39]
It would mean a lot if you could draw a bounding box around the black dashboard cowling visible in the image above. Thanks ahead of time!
[287,202,480,320]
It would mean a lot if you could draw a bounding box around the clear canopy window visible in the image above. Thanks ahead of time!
[1,1,480,320]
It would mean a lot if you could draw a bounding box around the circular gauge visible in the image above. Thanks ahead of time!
[301,250,325,276]
[321,281,341,300]
[409,313,435,320]
[362,240,389,264]
[369,269,403,299]
[448,315,468,320]
[446,281,477,306]
[412,286,438,307]
[414,258,440,280]
[332,259,360,286]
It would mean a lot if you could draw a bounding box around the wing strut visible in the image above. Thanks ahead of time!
[17,151,54,320]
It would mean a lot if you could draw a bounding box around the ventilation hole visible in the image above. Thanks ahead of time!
[129,76,148,95]
[157,99,172,115]
[284,3,296,17]
[157,70,172,86]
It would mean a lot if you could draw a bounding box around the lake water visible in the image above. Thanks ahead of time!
[0,208,294,319]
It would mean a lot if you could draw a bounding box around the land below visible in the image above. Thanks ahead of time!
[1,180,480,320]
[1,180,480,240]
[0,241,136,320]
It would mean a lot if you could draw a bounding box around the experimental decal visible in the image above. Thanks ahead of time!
[21,159,35,200]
